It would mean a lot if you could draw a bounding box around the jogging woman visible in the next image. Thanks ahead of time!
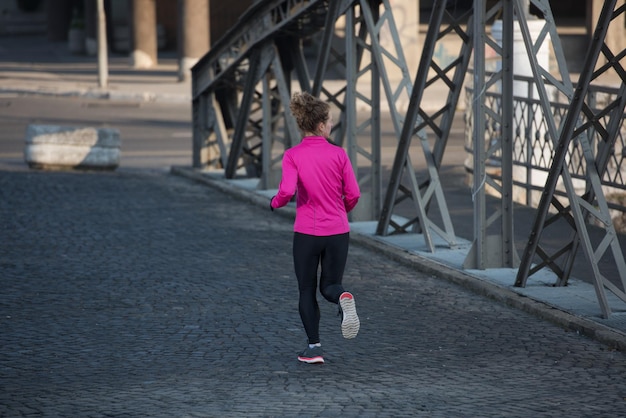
[270,91,361,364]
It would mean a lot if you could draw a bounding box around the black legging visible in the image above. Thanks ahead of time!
[293,232,350,344]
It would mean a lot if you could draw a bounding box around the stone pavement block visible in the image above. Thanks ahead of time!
[24,125,121,170]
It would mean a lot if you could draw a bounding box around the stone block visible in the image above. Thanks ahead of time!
[24,125,121,170]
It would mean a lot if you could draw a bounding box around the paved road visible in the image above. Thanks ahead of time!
[2,168,625,417]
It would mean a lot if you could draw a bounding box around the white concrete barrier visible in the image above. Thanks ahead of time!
[24,125,121,170]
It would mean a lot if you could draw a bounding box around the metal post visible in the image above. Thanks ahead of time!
[97,0,108,88]
[501,0,516,267]
[468,0,487,268]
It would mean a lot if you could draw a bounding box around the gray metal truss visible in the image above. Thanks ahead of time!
[190,0,625,316]
[464,0,518,268]
[516,0,626,318]
[191,0,459,247]
[376,0,471,251]
[191,0,328,180]
[307,0,384,222]
[190,0,391,200]
[311,0,457,239]
[464,0,575,269]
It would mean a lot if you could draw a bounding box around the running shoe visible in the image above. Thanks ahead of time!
[339,292,360,339]
[297,345,324,364]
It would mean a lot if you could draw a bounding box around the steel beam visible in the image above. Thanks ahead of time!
[225,46,273,178]
[464,0,575,268]
[189,0,625,316]
[516,0,626,317]
[377,0,471,250]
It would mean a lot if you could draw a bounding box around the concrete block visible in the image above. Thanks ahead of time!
[24,125,121,170]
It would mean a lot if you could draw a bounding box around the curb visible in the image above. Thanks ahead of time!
[170,165,626,352]
[0,86,191,104]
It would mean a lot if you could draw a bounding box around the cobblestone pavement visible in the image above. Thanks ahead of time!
[1,169,626,417]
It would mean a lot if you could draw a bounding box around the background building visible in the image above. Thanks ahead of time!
[0,1,622,83]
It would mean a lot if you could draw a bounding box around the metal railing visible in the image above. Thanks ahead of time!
[464,73,626,217]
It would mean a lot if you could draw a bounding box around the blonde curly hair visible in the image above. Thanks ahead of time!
[289,91,330,135]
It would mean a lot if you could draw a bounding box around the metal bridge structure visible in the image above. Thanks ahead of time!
[191,0,626,318]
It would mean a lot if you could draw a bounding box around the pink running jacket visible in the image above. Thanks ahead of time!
[270,136,360,236]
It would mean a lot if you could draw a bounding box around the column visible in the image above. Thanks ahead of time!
[178,0,210,81]
[130,0,157,68]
